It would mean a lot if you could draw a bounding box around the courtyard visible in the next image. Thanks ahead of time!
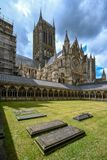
[0,100,107,160]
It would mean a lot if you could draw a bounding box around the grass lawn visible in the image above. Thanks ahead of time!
[1,100,107,160]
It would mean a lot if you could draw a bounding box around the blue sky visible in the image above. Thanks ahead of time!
[0,0,107,78]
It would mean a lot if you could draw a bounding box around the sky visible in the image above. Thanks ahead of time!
[0,0,107,78]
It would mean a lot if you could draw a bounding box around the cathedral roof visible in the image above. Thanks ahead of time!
[79,82,107,90]
[0,74,75,90]
[1,74,107,91]
[47,51,62,65]
[16,54,36,68]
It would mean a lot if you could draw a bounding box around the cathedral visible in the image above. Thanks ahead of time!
[16,11,100,85]
[0,12,107,101]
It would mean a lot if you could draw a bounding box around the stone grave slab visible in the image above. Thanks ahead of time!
[0,139,7,160]
[26,120,68,137]
[13,109,34,116]
[16,113,47,121]
[73,113,93,121]
[34,125,85,154]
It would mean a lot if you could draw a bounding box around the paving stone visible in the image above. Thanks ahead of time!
[73,113,93,121]
[0,139,7,160]
[16,113,47,121]
[26,120,68,136]
[34,125,86,154]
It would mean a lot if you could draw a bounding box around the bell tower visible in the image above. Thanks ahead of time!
[33,10,56,68]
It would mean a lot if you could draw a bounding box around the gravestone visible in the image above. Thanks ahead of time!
[34,125,85,154]
[73,113,93,121]
[27,120,68,137]
[16,113,47,121]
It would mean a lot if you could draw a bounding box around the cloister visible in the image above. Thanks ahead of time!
[0,85,107,101]
[0,74,107,101]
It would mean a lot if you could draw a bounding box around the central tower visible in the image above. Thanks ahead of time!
[33,11,56,68]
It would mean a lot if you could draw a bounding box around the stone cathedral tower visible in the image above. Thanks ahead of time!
[33,11,56,68]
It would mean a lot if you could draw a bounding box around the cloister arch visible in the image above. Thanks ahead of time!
[54,90,58,97]
[27,88,34,97]
[8,86,17,97]
[96,91,102,99]
[103,91,107,99]
[18,87,26,97]
[85,91,89,98]
[0,86,6,97]
[64,90,67,97]
[90,91,95,98]
[35,88,41,97]
[49,89,53,97]
[59,90,63,97]
[43,88,48,97]
[68,91,71,97]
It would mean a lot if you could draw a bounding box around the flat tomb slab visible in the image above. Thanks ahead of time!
[26,120,68,136]
[16,113,47,121]
[14,110,33,116]
[35,125,86,154]
[73,113,93,121]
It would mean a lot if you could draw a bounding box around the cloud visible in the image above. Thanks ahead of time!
[14,0,31,17]
[1,0,107,77]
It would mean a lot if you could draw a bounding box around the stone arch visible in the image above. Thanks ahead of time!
[75,91,78,97]
[35,88,41,97]
[58,73,65,84]
[18,87,26,97]
[42,88,48,97]
[71,91,74,97]
[77,91,81,98]
[90,91,95,98]
[59,90,63,97]
[49,89,53,97]
[80,91,84,98]
[64,90,67,97]
[8,86,17,97]
[68,91,71,97]
[0,86,6,97]
[103,91,107,99]
[52,71,58,82]
[60,73,65,83]
[27,88,34,97]
[85,91,89,98]
[96,91,102,99]
[54,90,58,97]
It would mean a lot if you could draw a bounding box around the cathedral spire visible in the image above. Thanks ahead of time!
[53,18,55,28]
[39,9,42,20]
[34,21,35,29]
[102,69,106,76]
[64,30,69,43]
[63,30,70,54]
[102,69,106,80]
[74,36,78,45]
